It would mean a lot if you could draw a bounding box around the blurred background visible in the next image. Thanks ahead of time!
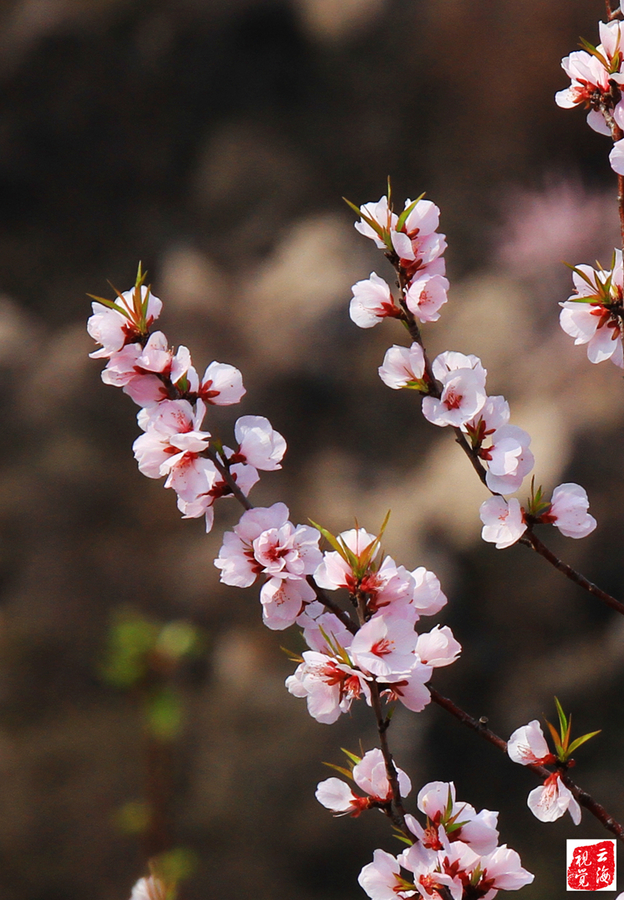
[0,0,624,897]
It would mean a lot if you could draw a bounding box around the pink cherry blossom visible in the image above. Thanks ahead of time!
[231,415,286,470]
[482,425,534,495]
[547,482,597,538]
[410,567,447,617]
[463,395,510,447]
[431,350,487,383]
[404,273,449,323]
[350,273,401,328]
[352,748,411,799]
[133,331,175,374]
[133,399,210,479]
[350,614,419,679]
[507,720,554,766]
[314,527,379,592]
[477,845,535,894]
[378,343,426,390]
[399,839,461,900]
[415,625,461,668]
[88,285,162,358]
[101,343,144,387]
[422,351,487,428]
[358,849,413,900]
[555,48,613,135]
[479,496,527,549]
[129,875,167,900]
[215,502,322,587]
[611,136,624,175]
[417,781,457,821]
[354,196,398,249]
[298,609,354,654]
[390,197,447,279]
[101,334,193,407]
[412,783,500,856]
[315,777,362,815]
[367,560,419,620]
[259,575,316,630]
[377,660,432,713]
[285,650,371,724]
[560,254,624,367]
[193,361,246,405]
[422,369,487,428]
[560,300,624,366]
[527,772,582,825]
[316,747,411,816]
[175,459,259,533]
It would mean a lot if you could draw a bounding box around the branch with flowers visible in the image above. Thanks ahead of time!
[84,3,624,899]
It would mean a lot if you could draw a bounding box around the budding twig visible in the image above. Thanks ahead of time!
[429,687,624,842]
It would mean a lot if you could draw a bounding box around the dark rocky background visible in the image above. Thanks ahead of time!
[0,0,623,898]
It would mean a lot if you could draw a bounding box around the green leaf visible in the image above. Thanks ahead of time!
[445,819,467,834]
[135,260,148,289]
[545,719,563,755]
[342,197,384,238]
[567,730,602,755]
[393,832,414,846]
[341,747,362,765]
[318,623,339,655]
[554,697,568,738]
[322,761,355,779]
[444,786,454,820]
[404,378,428,392]
[309,520,348,560]
[280,645,303,663]
[86,293,131,317]
[564,262,598,291]
[396,192,426,232]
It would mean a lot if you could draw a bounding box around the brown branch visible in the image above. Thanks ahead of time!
[369,681,408,832]
[453,428,489,487]
[520,530,624,616]
[305,575,358,633]
[560,771,624,839]
[618,172,624,252]
[204,446,254,511]
[388,261,623,613]
[429,687,624,842]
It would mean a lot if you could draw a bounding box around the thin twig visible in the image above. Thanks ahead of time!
[306,575,358,633]
[520,530,624,616]
[560,771,624,839]
[369,682,408,832]
[429,687,624,842]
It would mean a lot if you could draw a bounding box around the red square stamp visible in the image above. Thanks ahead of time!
[567,839,616,891]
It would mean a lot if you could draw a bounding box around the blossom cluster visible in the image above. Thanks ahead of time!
[216,518,459,720]
[559,252,624,368]
[507,720,581,826]
[91,179,610,898]
[88,278,286,532]
[90,274,537,900]
[348,194,598,552]
[554,11,624,368]
[352,779,533,900]
[350,194,448,329]
[555,14,624,176]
